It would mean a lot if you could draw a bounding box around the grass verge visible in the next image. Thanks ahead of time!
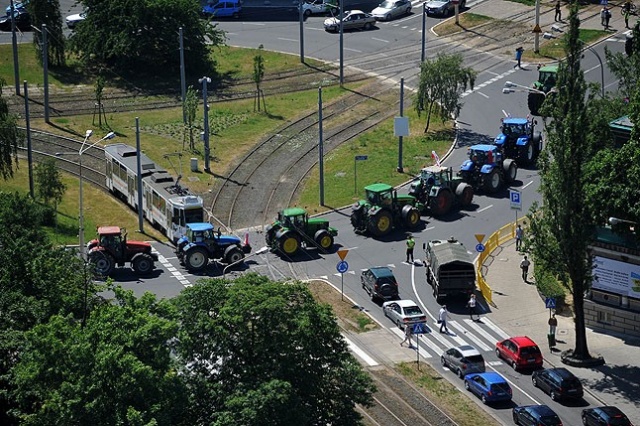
[529,28,610,61]
[307,280,378,333]
[433,13,494,36]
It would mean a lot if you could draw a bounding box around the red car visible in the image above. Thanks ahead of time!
[495,336,543,371]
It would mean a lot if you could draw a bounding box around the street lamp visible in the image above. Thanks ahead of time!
[222,246,269,279]
[57,130,116,259]
[502,81,548,96]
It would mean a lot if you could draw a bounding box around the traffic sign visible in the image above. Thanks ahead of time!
[532,24,542,33]
[475,243,485,253]
[510,190,522,211]
[545,297,556,309]
[355,155,368,161]
[336,260,349,274]
[337,249,349,260]
[412,323,428,334]
[475,234,485,244]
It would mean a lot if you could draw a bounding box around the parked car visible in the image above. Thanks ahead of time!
[370,0,411,21]
[65,11,87,29]
[512,405,563,426]
[424,0,465,17]
[202,0,241,18]
[495,336,543,371]
[5,0,28,14]
[0,8,30,32]
[382,299,427,329]
[324,10,376,32]
[532,368,583,401]
[361,266,399,301]
[464,372,512,404]
[582,406,633,426]
[300,0,337,17]
[441,345,485,378]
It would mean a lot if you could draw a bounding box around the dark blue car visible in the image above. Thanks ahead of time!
[464,372,512,404]
[512,405,563,426]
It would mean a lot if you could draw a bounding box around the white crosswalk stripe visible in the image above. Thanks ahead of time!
[481,318,511,340]
[450,320,492,351]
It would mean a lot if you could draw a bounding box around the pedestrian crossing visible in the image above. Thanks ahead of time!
[386,317,508,361]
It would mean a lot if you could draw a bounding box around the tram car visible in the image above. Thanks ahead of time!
[104,143,204,243]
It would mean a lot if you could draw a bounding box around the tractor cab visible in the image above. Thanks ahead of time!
[280,207,308,230]
[419,165,450,187]
[97,226,126,259]
[365,183,394,207]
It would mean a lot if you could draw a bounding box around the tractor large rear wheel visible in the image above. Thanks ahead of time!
[429,190,453,216]
[314,229,334,251]
[528,92,544,116]
[456,183,474,207]
[402,205,421,229]
[368,210,393,236]
[224,245,244,264]
[503,159,517,183]
[132,253,155,275]
[277,231,301,256]
[185,247,209,272]
[483,169,502,193]
[89,251,115,278]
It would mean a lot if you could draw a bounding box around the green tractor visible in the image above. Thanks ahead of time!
[409,166,474,216]
[265,207,338,257]
[528,64,558,116]
[351,183,423,237]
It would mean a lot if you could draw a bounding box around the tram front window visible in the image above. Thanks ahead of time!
[184,208,204,224]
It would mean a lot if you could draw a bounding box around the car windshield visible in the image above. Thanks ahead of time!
[520,346,540,356]
[466,355,484,364]
[380,0,394,8]
[403,306,422,315]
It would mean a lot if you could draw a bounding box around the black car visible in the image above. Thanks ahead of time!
[513,405,563,426]
[0,9,30,32]
[361,266,399,301]
[582,406,632,426]
[532,367,583,401]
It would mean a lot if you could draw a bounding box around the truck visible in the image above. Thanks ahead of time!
[176,223,251,272]
[493,117,543,165]
[265,207,338,257]
[409,166,474,216]
[423,237,476,304]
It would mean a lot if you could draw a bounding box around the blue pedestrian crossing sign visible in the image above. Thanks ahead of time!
[545,297,556,309]
[510,190,522,211]
[412,322,428,334]
[336,260,349,274]
[476,243,485,252]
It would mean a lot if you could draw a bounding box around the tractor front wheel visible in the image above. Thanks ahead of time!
[368,210,393,237]
[89,251,115,278]
[503,159,517,183]
[132,253,155,275]
[277,231,301,256]
[430,190,453,216]
[456,183,474,207]
[483,169,502,193]
[185,247,209,272]
[314,230,334,251]
[224,245,244,264]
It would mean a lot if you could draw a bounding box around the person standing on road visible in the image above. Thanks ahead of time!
[548,314,558,335]
[514,46,524,69]
[438,305,450,334]
[601,7,607,27]
[467,294,478,321]
[400,324,413,347]
[520,255,531,282]
[406,234,415,263]
[515,224,523,251]
[555,1,561,22]
[624,7,630,29]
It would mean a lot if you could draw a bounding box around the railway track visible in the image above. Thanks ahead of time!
[207,79,400,232]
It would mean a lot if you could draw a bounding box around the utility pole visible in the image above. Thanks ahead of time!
[199,77,212,173]
[42,24,50,123]
[10,0,20,95]
[135,117,144,233]
[421,3,426,62]
[319,87,324,206]
[339,2,344,86]
[179,28,187,124]
[24,81,33,198]
[299,1,304,63]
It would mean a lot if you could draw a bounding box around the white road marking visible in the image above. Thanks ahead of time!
[481,318,511,340]
[463,319,499,349]
[477,91,489,99]
[344,335,379,366]
[425,226,436,231]
[450,321,492,351]
[277,37,297,42]
[344,47,362,53]
[372,37,389,43]
[243,22,265,26]
[522,181,534,190]
[477,204,493,213]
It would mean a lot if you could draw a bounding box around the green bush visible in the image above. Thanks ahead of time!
[534,264,567,299]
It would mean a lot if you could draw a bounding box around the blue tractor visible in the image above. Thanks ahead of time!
[459,145,517,193]
[493,117,542,165]
[176,223,251,272]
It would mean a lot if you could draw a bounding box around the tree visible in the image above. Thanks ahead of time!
[0,78,21,180]
[173,274,375,425]
[34,158,66,207]
[414,53,476,132]
[183,86,198,151]
[27,0,65,66]
[527,5,602,364]
[604,24,640,101]
[68,0,225,75]
[253,45,266,112]
[10,287,187,426]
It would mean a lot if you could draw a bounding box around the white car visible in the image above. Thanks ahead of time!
[424,0,465,17]
[371,0,411,21]
[300,0,337,17]
[65,11,86,29]
[323,10,376,32]
[382,299,427,329]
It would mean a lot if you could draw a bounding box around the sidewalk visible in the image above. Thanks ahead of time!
[483,239,640,422]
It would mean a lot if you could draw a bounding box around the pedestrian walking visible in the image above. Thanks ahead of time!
[406,233,415,263]
[624,8,630,29]
[515,224,523,251]
[400,324,413,347]
[514,46,524,69]
[520,255,531,282]
[438,305,450,334]
[548,314,558,335]
[605,7,611,29]
[467,294,478,320]
[555,1,561,22]
[601,7,607,27]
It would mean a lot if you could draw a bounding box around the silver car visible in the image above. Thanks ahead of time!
[424,0,466,17]
[382,299,427,329]
[441,345,486,378]
[371,0,411,21]
[323,10,376,32]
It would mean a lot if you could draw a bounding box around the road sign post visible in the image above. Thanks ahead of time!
[510,189,522,223]
[354,155,368,194]
[337,260,349,301]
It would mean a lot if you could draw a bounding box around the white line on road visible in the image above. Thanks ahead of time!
[243,22,265,26]
[481,318,511,340]
[371,37,389,43]
[462,319,498,349]
[522,181,534,190]
[344,47,362,53]
[343,335,379,366]
[477,204,493,213]
[277,37,297,42]
[477,91,489,99]
[450,321,492,351]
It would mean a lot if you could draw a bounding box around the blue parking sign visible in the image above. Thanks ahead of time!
[510,190,522,211]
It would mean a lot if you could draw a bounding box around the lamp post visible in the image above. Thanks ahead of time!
[57,130,116,259]
[502,80,549,96]
[222,246,269,279]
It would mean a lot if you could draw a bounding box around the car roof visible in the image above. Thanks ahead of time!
[97,226,121,235]
[547,367,577,379]
[509,336,538,347]
[592,406,628,417]
[392,299,418,308]
[503,118,528,125]
[187,222,215,232]
[470,372,506,383]
[520,405,557,416]
[367,266,395,278]
[348,9,365,13]
[469,144,498,152]
[456,345,482,357]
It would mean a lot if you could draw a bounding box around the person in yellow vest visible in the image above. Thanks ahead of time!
[406,234,415,263]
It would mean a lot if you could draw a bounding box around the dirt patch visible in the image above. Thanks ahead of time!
[307,280,378,333]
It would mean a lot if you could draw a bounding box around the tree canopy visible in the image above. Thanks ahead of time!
[68,0,226,75]
[34,158,66,207]
[0,78,21,180]
[28,0,65,67]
